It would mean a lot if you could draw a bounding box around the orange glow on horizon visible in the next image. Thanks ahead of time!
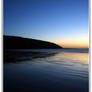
[54,37,89,48]
[57,43,89,48]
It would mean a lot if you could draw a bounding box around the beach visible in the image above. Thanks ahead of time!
[4,49,89,92]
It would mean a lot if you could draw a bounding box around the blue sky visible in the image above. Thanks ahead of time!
[4,0,89,48]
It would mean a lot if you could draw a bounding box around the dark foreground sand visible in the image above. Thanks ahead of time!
[4,50,89,92]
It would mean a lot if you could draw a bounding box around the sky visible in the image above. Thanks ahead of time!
[4,0,89,48]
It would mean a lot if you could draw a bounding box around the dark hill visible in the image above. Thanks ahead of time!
[4,35,63,49]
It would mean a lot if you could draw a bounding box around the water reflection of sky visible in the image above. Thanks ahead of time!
[4,50,89,92]
[4,50,89,73]
[48,52,89,66]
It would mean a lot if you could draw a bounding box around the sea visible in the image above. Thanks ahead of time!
[4,48,89,92]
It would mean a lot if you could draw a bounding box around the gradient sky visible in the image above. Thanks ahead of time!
[4,0,89,48]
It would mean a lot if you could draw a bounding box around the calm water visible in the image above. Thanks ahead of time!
[4,49,89,92]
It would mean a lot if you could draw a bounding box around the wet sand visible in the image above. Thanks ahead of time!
[4,49,89,92]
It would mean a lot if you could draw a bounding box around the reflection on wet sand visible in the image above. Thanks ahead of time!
[4,50,57,63]
[4,50,89,64]
[48,52,89,68]
[4,50,89,92]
